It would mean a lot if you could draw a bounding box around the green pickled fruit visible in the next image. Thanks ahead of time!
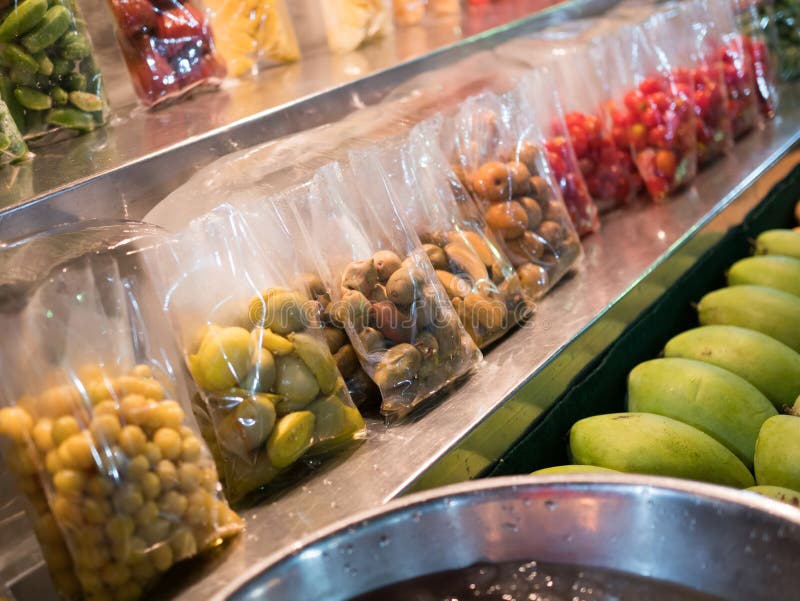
[67,90,101,112]
[274,355,319,408]
[288,331,339,395]
[249,289,306,335]
[307,395,364,449]
[530,465,620,476]
[628,358,777,468]
[46,107,94,131]
[747,485,800,508]
[697,285,800,352]
[755,229,800,259]
[21,5,71,54]
[569,413,755,488]
[223,450,279,502]
[217,394,277,457]
[241,347,276,393]
[754,415,800,490]
[727,255,800,298]
[251,327,294,356]
[33,50,52,75]
[49,85,66,105]
[2,44,39,73]
[14,86,50,110]
[63,70,85,92]
[266,411,315,469]
[190,326,252,391]
[0,0,49,42]
[664,325,800,409]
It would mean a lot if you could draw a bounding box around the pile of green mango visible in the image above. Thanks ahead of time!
[534,204,800,510]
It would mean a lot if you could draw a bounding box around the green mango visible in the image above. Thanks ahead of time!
[727,255,800,298]
[754,415,800,490]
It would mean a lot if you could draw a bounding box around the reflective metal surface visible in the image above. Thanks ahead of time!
[225,475,800,601]
[0,0,618,239]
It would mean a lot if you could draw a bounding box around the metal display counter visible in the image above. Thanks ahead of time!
[1,0,799,599]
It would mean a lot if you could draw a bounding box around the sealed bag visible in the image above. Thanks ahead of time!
[291,0,393,53]
[106,0,226,107]
[350,126,533,349]
[0,221,243,601]
[0,0,108,140]
[0,98,28,164]
[733,0,779,117]
[588,21,697,201]
[497,30,641,212]
[443,87,583,296]
[205,0,299,78]
[147,204,365,501]
[766,0,800,80]
[284,161,481,422]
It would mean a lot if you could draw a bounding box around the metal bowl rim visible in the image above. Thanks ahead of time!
[218,473,800,600]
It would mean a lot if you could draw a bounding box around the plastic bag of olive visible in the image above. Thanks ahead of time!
[282,161,482,422]
[0,221,243,601]
[443,88,583,296]
[147,204,366,502]
[349,128,533,349]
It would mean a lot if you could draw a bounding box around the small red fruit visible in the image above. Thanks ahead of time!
[654,149,677,179]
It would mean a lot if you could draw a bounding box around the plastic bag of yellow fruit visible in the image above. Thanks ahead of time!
[291,0,393,53]
[205,0,300,78]
[0,220,242,601]
[146,204,366,502]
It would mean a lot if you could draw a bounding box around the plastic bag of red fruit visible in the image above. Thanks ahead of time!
[731,0,779,119]
[108,0,226,107]
[494,31,641,213]
[588,22,697,203]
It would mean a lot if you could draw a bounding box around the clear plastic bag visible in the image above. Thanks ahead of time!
[733,0,779,117]
[0,98,27,164]
[0,0,109,141]
[291,0,393,53]
[205,0,299,78]
[284,161,481,422]
[106,0,226,107]
[588,21,697,202]
[445,87,583,296]
[647,5,734,167]
[350,126,533,349]
[767,0,800,80]
[0,220,243,601]
[496,31,641,212]
[146,204,365,501]
[393,0,426,25]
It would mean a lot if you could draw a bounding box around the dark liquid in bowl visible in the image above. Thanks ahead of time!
[351,560,726,601]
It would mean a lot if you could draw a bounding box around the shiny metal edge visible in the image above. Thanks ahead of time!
[129,86,800,601]
[0,0,618,240]
[219,473,800,601]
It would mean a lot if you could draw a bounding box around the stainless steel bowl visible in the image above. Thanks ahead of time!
[224,475,800,600]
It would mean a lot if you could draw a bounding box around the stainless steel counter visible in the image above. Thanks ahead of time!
[0,0,617,239]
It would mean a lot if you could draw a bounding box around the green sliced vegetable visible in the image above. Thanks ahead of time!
[33,50,52,75]
[2,43,38,73]
[14,85,50,110]
[22,5,70,53]
[63,70,83,91]
[49,84,65,104]
[0,0,49,43]
[67,89,98,111]
[46,106,93,131]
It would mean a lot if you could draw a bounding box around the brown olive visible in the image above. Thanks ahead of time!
[422,244,448,271]
[529,176,551,201]
[386,266,423,306]
[322,327,347,354]
[485,201,528,240]
[342,259,378,296]
[372,250,402,282]
[371,302,414,344]
[538,220,567,245]
[471,161,511,203]
[358,327,385,354]
[504,231,545,268]
[333,344,359,378]
[518,263,550,297]
[507,161,532,196]
[368,284,390,304]
[519,197,543,230]
[517,141,540,173]
[330,290,371,329]
[373,344,422,390]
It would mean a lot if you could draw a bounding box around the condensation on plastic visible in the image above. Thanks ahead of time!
[0,98,27,165]
[648,5,734,167]
[283,161,481,422]
[732,0,779,117]
[106,0,226,107]
[0,0,109,142]
[496,30,641,212]
[291,0,393,54]
[350,127,533,349]
[145,204,366,502]
[205,0,299,78]
[587,21,697,202]
[0,220,243,601]
[444,87,583,297]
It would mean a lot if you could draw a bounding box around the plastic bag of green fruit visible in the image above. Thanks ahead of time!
[146,204,366,502]
[0,220,243,601]
[0,0,109,142]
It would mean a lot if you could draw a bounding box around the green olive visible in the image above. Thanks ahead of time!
[373,343,422,390]
[274,355,320,407]
[242,347,277,393]
[358,327,385,354]
[217,394,277,457]
[266,411,316,469]
[191,326,252,391]
[288,332,339,395]
[341,259,378,296]
[249,289,306,334]
[307,395,364,449]
[333,344,359,378]
[434,316,462,360]
[252,327,295,356]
